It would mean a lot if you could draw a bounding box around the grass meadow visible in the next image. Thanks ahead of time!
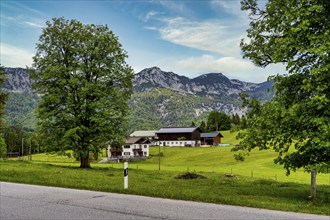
[0,131,329,215]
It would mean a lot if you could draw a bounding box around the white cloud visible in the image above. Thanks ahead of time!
[211,1,241,15]
[158,1,193,17]
[0,43,34,68]
[1,14,44,29]
[178,55,254,74]
[156,17,246,57]
[142,11,158,22]
[1,1,46,17]
[23,21,44,28]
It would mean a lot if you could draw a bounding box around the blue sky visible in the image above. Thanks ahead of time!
[0,0,286,82]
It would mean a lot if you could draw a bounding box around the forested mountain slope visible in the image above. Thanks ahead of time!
[3,67,274,131]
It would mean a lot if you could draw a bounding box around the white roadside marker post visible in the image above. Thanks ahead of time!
[124,162,128,189]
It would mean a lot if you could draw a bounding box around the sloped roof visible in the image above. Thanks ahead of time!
[201,132,224,138]
[124,137,151,145]
[130,130,157,137]
[156,127,200,134]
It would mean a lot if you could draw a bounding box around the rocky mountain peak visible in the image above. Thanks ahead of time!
[133,67,190,93]
[133,67,273,99]
[3,67,34,94]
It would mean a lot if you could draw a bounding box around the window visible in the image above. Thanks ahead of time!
[124,152,130,155]
[124,145,130,149]
[144,145,147,148]
[144,152,147,156]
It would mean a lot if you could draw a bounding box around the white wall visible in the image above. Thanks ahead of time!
[122,144,149,158]
[156,140,201,147]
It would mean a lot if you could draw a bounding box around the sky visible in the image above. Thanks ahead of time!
[0,0,286,83]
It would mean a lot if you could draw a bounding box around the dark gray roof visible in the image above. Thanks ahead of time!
[156,127,199,134]
[124,137,150,144]
[201,132,223,138]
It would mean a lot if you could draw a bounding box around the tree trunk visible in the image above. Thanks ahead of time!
[80,153,91,168]
[310,169,316,199]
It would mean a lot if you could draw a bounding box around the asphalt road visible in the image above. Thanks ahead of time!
[0,182,328,220]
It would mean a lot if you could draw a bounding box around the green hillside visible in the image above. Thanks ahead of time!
[4,93,39,129]
[128,88,240,132]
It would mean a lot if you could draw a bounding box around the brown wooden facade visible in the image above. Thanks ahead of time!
[156,127,202,141]
[201,132,223,145]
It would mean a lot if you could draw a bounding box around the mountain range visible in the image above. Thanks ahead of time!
[134,67,273,100]
[3,67,274,131]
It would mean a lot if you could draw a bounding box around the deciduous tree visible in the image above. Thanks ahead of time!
[234,0,330,198]
[31,18,134,168]
[0,65,8,157]
[0,66,8,128]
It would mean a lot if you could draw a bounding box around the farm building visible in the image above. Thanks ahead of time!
[122,137,150,158]
[201,132,223,145]
[129,130,157,145]
[156,127,202,147]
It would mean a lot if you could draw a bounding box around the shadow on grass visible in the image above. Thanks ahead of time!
[41,163,113,171]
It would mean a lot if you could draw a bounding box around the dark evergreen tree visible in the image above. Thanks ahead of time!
[206,111,231,131]
[199,121,206,133]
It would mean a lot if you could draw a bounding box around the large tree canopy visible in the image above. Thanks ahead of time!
[31,18,134,168]
[0,65,8,157]
[0,66,8,128]
[233,0,329,194]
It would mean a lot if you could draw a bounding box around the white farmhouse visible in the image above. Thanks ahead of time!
[129,130,157,145]
[122,137,150,158]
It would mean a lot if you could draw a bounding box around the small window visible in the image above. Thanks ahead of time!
[144,151,147,156]
[124,145,130,149]
[144,145,147,148]
[124,152,130,155]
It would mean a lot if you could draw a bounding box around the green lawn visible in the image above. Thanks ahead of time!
[1,160,329,215]
[12,130,330,185]
[1,130,329,215]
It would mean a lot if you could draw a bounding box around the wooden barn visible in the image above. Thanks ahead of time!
[201,132,223,146]
[156,127,202,147]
